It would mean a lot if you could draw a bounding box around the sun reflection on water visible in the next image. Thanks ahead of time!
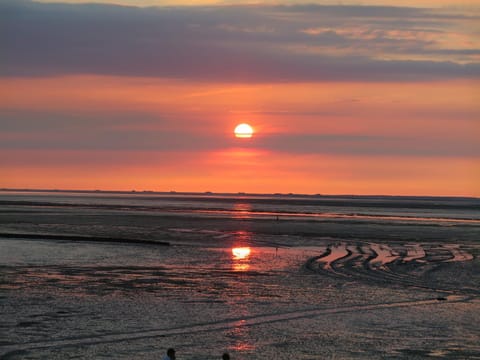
[232,247,251,259]
[229,319,256,352]
[233,202,252,219]
[231,247,251,271]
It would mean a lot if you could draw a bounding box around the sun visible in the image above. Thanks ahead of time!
[234,123,254,138]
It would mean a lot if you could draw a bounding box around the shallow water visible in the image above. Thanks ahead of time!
[1,191,479,359]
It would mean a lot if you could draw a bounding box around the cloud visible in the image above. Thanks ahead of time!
[1,0,479,82]
[0,109,231,151]
[256,133,480,157]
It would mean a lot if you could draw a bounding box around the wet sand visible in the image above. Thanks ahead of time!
[0,195,479,359]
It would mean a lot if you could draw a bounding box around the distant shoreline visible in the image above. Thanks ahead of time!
[0,188,476,200]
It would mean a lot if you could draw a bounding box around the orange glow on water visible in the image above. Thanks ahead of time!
[232,247,251,259]
[232,202,252,219]
[231,246,251,271]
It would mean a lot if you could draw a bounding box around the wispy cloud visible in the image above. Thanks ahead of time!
[1,0,479,81]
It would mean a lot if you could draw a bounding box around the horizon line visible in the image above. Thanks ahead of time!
[0,188,477,200]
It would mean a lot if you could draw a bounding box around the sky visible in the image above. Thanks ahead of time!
[1,0,479,196]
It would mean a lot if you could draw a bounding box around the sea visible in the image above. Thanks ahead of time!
[0,190,479,359]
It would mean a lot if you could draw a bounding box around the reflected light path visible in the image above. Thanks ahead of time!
[228,245,255,352]
[232,202,252,219]
[231,246,251,271]
[232,247,251,260]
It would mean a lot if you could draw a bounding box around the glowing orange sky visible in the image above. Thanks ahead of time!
[1,0,479,196]
[2,76,478,196]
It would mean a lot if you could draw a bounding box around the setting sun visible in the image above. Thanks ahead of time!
[234,123,254,138]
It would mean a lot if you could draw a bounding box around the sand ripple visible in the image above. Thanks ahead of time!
[305,242,477,295]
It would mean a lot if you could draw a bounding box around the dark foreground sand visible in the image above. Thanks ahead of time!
[0,200,479,359]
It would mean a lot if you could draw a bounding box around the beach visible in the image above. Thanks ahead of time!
[0,191,479,359]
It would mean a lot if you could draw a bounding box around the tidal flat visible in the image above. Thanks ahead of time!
[1,191,479,359]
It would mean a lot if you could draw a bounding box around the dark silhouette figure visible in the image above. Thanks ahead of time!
[222,353,230,360]
[163,348,176,360]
